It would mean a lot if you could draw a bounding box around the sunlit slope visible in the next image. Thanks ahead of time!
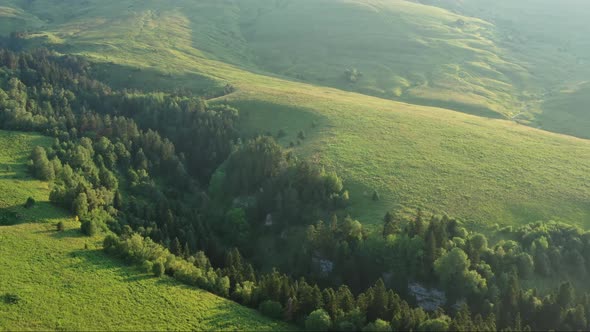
[238,0,529,118]
[424,0,590,138]
[0,131,291,331]
[2,0,590,227]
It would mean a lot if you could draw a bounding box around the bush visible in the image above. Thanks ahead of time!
[305,309,332,331]
[81,219,98,236]
[418,318,449,332]
[3,293,21,304]
[142,260,154,273]
[345,68,362,83]
[363,319,392,332]
[152,261,165,277]
[298,130,306,140]
[56,221,65,232]
[258,300,283,320]
[24,197,35,209]
[103,234,120,252]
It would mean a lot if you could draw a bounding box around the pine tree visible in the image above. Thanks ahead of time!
[337,285,355,313]
[171,237,182,256]
[368,279,388,321]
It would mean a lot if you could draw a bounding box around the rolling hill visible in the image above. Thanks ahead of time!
[1,0,589,229]
[0,130,291,331]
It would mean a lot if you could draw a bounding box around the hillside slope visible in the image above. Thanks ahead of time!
[1,0,590,227]
[0,131,291,331]
[237,0,528,118]
[422,0,590,138]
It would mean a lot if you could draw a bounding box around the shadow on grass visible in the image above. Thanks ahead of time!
[68,248,157,283]
[88,61,222,96]
[223,99,329,143]
[0,202,71,227]
[398,95,506,119]
[0,174,22,179]
[51,227,85,240]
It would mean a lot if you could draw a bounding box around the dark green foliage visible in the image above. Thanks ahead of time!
[56,221,65,232]
[80,219,97,236]
[2,293,21,305]
[30,146,54,181]
[258,300,283,320]
[103,234,120,253]
[152,261,165,278]
[225,136,346,226]
[24,197,35,209]
[298,130,306,140]
[72,193,88,217]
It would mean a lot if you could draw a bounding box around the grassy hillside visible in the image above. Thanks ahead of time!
[1,0,590,228]
[425,0,590,138]
[0,131,291,331]
[237,0,528,118]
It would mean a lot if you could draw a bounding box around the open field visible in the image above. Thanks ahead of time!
[1,0,590,228]
[0,130,292,331]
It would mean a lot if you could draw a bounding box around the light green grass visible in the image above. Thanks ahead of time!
[0,130,292,331]
[2,0,590,229]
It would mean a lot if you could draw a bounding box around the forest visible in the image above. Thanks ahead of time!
[2,46,590,331]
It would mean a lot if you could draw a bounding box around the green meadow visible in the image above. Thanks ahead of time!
[0,130,292,331]
[1,0,590,229]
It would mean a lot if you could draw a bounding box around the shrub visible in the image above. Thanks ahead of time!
[24,197,35,208]
[298,130,306,140]
[344,68,362,83]
[418,318,449,331]
[233,281,256,305]
[153,261,165,277]
[103,234,120,252]
[152,262,166,278]
[141,260,153,273]
[3,293,21,304]
[305,309,332,331]
[81,219,98,236]
[259,300,283,320]
[56,221,65,232]
[363,319,392,332]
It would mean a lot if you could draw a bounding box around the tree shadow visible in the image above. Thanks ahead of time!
[0,202,71,227]
[87,60,222,96]
[0,162,19,178]
[68,248,156,283]
[50,226,85,240]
